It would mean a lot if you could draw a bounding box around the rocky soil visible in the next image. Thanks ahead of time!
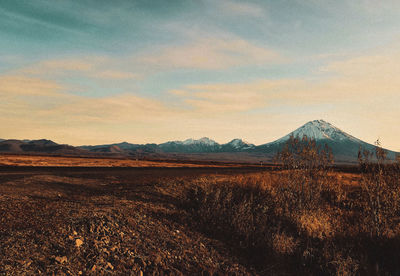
[0,168,258,275]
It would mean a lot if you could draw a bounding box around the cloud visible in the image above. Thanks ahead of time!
[12,33,282,80]
[51,94,176,124]
[218,0,265,17]
[319,44,400,97]
[175,44,400,110]
[0,75,63,96]
[18,57,140,80]
[40,59,94,72]
[92,70,139,80]
[136,37,283,70]
[174,80,302,112]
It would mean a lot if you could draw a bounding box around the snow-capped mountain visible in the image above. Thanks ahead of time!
[221,139,255,151]
[272,120,356,143]
[256,120,397,163]
[159,137,256,153]
[159,137,220,153]
[182,137,218,146]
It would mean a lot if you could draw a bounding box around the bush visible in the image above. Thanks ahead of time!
[274,135,334,213]
[358,140,400,238]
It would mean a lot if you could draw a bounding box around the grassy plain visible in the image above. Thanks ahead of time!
[0,154,262,168]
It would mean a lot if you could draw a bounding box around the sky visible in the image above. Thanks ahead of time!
[1,0,400,150]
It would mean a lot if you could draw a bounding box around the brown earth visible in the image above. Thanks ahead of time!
[0,166,268,275]
[3,156,389,275]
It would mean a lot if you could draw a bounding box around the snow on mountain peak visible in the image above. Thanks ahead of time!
[227,138,254,149]
[182,137,217,146]
[273,120,357,143]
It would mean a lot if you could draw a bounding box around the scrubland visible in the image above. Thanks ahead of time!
[0,154,251,168]
[1,138,400,275]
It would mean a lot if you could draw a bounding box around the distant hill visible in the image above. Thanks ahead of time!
[0,139,87,155]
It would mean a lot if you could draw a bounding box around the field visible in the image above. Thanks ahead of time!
[0,154,264,168]
[1,152,400,275]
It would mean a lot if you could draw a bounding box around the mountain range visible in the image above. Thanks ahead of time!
[1,120,398,164]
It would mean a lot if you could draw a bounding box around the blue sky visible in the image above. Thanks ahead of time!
[1,0,400,150]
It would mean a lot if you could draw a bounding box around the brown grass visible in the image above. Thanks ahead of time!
[181,169,400,275]
[0,154,260,168]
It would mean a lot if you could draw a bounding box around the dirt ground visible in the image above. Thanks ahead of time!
[0,166,268,275]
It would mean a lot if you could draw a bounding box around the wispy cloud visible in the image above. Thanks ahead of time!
[136,37,283,71]
[173,80,302,112]
[0,75,63,96]
[217,0,266,17]
[17,57,140,80]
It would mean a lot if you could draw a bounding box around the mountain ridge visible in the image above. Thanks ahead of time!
[1,120,398,163]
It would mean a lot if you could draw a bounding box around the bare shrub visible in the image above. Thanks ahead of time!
[274,135,334,214]
[358,140,400,238]
[185,177,279,251]
[331,254,359,276]
[272,232,298,255]
[296,210,334,240]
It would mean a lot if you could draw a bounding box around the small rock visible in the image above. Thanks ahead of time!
[152,254,162,265]
[106,262,114,270]
[134,257,146,267]
[25,261,32,267]
[75,238,83,247]
[55,256,67,264]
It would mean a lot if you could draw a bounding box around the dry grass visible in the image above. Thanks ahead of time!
[181,169,400,275]
[0,154,256,168]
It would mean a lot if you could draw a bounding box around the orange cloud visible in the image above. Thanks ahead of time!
[0,75,63,96]
[18,57,140,80]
